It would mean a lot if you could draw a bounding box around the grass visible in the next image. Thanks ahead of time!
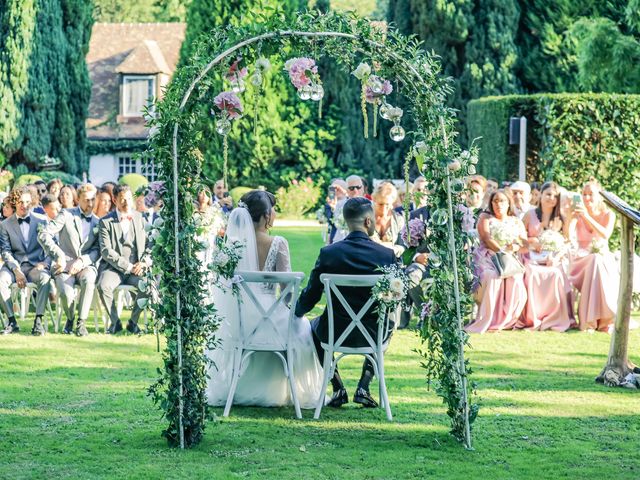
[0,227,639,479]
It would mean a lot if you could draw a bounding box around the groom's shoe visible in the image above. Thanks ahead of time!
[327,388,348,408]
[353,388,378,408]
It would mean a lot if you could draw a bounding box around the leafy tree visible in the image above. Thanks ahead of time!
[93,0,188,22]
[0,0,93,174]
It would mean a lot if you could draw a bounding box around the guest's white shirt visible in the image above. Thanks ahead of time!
[117,210,132,237]
[17,215,30,242]
[80,210,91,242]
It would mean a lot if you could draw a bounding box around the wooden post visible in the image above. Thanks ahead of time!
[597,192,639,386]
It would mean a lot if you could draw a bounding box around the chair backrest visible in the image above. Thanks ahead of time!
[234,271,304,351]
[319,273,392,352]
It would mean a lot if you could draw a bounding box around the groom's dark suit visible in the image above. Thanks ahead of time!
[295,231,396,347]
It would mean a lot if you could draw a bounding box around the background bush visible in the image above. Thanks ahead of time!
[467,93,640,206]
[14,174,43,187]
[119,173,149,192]
[275,177,323,219]
[35,170,82,185]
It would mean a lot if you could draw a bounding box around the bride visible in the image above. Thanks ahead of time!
[205,190,324,408]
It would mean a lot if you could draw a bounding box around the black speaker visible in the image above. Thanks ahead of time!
[509,117,521,145]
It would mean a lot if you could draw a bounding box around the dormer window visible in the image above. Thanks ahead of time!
[122,75,156,117]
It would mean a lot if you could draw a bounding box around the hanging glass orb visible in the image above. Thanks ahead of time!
[451,178,465,193]
[379,101,391,120]
[310,83,324,101]
[390,125,405,142]
[428,252,442,268]
[231,79,245,93]
[215,118,232,135]
[431,208,449,226]
[298,84,312,100]
[250,72,263,87]
[369,77,384,95]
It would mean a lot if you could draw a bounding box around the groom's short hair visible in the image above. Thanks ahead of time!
[343,197,373,228]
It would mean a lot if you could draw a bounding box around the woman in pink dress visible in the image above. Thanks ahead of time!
[518,182,574,331]
[567,178,617,332]
[466,190,528,333]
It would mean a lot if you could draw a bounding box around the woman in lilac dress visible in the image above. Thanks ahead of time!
[466,190,528,333]
[567,178,617,332]
[518,182,574,331]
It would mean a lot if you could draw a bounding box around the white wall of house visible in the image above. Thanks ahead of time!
[89,154,118,185]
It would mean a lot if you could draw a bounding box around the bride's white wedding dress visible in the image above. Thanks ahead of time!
[204,209,324,408]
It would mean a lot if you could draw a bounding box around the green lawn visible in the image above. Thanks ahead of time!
[0,227,639,479]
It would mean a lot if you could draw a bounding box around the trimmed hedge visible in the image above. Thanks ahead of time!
[35,170,82,185]
[467,94,640,204]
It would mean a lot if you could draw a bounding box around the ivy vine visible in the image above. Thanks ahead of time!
[147,8,478,449]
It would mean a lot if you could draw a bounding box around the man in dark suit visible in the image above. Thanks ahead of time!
[0,187,52,335]
[295,197,396,408]
[39,183,101,336]
[97,184,150,334]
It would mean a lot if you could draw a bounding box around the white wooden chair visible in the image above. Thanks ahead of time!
[223,271,305,419]
[11,282,57,333]
[314,273,394,421]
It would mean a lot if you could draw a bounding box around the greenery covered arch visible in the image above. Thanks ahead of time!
[147,9,478,450]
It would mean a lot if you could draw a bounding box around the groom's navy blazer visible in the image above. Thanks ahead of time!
[295,231,397,347]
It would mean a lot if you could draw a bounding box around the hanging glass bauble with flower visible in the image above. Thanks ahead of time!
[212,91,243,189]
[365,75,392,137]
[251,57,271,136]
[226,58,248,93]
[387,106,405,142]
[284,57,323,117]
[351,62,372,138]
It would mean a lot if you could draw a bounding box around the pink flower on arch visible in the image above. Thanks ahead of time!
[213,91,243,119]
[365,75,393,103]
[225,59,248,83]
[284,57,318,90]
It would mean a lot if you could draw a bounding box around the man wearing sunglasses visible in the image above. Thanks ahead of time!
[346,175,364,199]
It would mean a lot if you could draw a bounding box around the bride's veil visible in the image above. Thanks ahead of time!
[225,205,258,272]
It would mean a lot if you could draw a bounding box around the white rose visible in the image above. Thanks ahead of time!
[256,57,271,71]
[392,290,404,301]
[390,278,404,293]
[214,252,230,267]
[381,292,393,303]
[352,62,371,80]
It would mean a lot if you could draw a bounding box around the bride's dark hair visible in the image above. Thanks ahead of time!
[240,190,276,224]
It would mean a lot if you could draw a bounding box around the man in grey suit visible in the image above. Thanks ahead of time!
[38,184,100,336]
[0,187,52,335]
[97,184,150,334]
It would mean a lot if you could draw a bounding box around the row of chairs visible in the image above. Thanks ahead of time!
[224,271,394,421]
[2,282,148,334]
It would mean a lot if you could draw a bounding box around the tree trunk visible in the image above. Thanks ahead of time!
[596,216,637,386]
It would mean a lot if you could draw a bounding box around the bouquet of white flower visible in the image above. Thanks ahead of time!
[208,238,244,294]
[371,264,409,318]
[590,238,609,254]
[489,220,521,249]
[539,230,566,253]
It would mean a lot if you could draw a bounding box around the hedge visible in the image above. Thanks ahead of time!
[467,93,640,204]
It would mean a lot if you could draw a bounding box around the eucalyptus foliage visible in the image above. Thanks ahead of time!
[148,9,477,448]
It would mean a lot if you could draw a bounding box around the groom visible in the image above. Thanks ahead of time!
[295,197,396,408]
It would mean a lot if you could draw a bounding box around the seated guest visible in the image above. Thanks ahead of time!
[518,181,574,331]
[0,187,52,335]
[328,179,349,243]
[59,185,77,209]
[196,186,214,213]
[38,184,100,336]
[97,185,150,334]
[362,178,372,201]
[295,197,397,408]
[393,182,411,214]
[460,175,486,235]
[41,194,62,220]
[47,178,63,198]
[1,195,14,220]
[411,176,428,211]
[346,175,365,198]
[371,181,405,258]
[530,181,541,207]
[94,189,112,218]
[466,189,528,333]
[34,180,48,200]
[135,188,156,226]
[567,178,617,332]
[509,181,531,219]
[27,184,45,215]
[213,179,233,213]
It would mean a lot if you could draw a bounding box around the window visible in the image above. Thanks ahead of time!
[122,75,155,117]
[118,155,157,182]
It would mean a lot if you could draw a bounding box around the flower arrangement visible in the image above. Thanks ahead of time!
[352,62,372,138]
[490,220,522,249]
[372,264,409,316]
[212,91,243,187]
[401,217,427,248]
[284,57,324,114]
[142,180,166,209]
[365,75,392,137]
[539,229,566,253]
[226,58,248,93]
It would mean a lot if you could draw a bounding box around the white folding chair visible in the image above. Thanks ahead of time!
[314,273,394,421]
[55,287,107,333]
[10,282,57,333]
[223,271,305,419]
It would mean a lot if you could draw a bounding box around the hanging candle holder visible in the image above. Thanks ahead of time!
[212,91,243,189]
[387,106,405,142]
[251,57,271,136]
[365,75,392,137]
[284,57,323,117]
[225,58,248,94]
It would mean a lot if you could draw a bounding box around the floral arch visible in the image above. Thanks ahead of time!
[146,10,478,450]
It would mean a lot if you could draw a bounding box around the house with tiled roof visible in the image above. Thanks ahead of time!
[86,23,185,185]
